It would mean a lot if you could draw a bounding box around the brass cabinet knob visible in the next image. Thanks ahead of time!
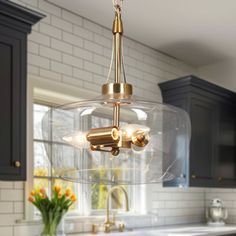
[14,161,21,168]
[191,174,196,179]
[218,177,222,181]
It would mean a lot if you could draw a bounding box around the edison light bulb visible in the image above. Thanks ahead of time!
[121,124,150,140]
[63,131,89,148]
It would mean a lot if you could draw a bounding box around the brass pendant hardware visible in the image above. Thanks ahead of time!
[131,131,149,147]
[112,6,123,34]
[82,0,149,156]
[102,83,133,98]
[14,161,21,168]
[87,126,120,147]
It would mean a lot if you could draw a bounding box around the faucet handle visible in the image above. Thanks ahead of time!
[104,223,112,233]
[118,222,125,232]
[91,224,99,234]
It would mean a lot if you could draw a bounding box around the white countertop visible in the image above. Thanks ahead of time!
[68,224,236,236]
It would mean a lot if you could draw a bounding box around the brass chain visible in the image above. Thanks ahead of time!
[112,0,123,11]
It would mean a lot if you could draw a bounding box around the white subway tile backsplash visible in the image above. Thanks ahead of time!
[0,181,14,189]
[62,9,83,26]
[14,182,24,190]
[38,0,61,17]
[73,46,93,61]
[84,61,103,75]
[28,41,39,54]
[28,53,50,69]
[51,38,73,54]
[94,34,112,48]
[73,68,93,82]
[83,20,103,35]
[0,202,14,213]
[62,75,83,87]
[0,189,24,201]
[0,214,23,226]
[39,45,62,61]
[39,22,62,39]
[51,15,73,33]
[51,61,72,76]
[13,224,42,236]
[62,54,83,68]
[63,32,83,47]
[73,25,93,41]
[28,31,50,46]
[28,65,39,75]
[84,40,103,55]
[14,202,24,214]
[0,226,13,236]
[40,68,61,81]
[93,54,110,67]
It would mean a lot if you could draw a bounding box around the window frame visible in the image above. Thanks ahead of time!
[25,76,146,221]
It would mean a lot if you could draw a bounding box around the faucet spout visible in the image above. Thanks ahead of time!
[105,185,129,227]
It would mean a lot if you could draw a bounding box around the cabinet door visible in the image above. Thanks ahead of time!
[0,25,26,180]
[189,97,218,187]
[215,104,236,187]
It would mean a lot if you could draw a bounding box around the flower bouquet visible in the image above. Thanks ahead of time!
[28,186,76,236]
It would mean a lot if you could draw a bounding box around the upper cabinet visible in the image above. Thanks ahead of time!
[159,75,236,188]
[0,1,43,180]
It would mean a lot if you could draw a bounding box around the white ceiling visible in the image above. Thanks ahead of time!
[49,0,236,67]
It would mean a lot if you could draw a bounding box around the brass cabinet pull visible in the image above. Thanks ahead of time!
[218,177,222,181]
[14,161,21,168]
[191,174,196,179]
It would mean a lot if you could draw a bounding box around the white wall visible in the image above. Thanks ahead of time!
[0,0,210,235]
[197,60,236,92]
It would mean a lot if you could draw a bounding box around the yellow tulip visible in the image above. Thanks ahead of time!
[53,185,61,193]
[70,194,77,202]
[30,190,36,196]
[28,196,35,203]
[39,188,46,194]
[65,188,72,197]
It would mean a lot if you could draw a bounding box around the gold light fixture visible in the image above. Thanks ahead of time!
[42,0,191,185]
[63,0,149,157]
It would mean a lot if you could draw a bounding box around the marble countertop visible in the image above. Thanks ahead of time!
[67,224,236,236]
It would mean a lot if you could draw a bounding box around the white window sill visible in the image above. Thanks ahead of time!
[16,212,156,225]
[16,213,158,234]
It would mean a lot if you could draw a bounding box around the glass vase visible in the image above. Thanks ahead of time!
[41,214,65,236]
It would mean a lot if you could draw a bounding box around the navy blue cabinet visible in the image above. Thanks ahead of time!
[159,75,236,187]
[0,0,43,180]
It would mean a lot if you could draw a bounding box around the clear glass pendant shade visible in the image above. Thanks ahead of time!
[42,95,191,185]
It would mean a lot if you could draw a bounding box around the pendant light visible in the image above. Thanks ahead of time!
[42,0,191,185]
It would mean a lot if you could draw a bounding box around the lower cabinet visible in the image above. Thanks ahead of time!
[159,75,236,187]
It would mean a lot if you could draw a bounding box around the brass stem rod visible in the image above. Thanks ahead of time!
[113,103,120,127]
[114,33,121,83]
[112,7,123,128]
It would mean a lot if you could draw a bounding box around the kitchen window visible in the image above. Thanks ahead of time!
[25,78,146,220]
[32,102,136,216]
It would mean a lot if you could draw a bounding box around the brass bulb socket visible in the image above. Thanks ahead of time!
[87,126,120,146]
[131,132,149,147]
[102,83,133,98]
